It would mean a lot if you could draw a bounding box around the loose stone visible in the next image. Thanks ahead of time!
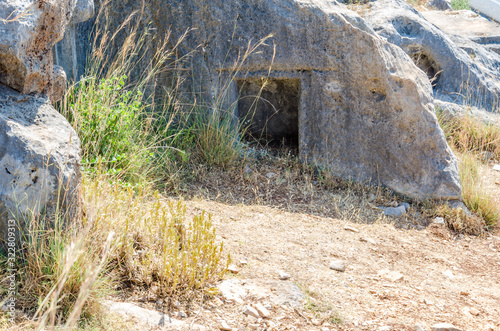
[329,260,347,272]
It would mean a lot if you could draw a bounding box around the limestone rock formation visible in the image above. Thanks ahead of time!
[421,10,500,56]
[87,0,462,200]
[426,0,452,11]
[0,0,84,247]
[0,0,77,101]
[0,84,81,243]
[363,0,500,111]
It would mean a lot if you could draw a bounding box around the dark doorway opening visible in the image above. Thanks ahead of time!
[409,48,441,89]
[237,78,300,148]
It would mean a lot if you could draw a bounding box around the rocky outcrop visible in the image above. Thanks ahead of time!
[427,0,452,11]
[421,10,500,56]
[0,84,81,243]
[85,0,462,200]
[0,0,84,247]
[363,0,500,111]
[0,0,77,101]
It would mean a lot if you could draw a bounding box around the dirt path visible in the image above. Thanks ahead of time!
[179,199,500,331]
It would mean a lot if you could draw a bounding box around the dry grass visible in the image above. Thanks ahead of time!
[167,146,435,232]
[0,173,229,329]
[437,109,500,230]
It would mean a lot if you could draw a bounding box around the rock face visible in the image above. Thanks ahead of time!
[0,84,81,243]
[0,0,77,101]
[427,0,452,11]
[0,0,84,247]
[421,10,500,56]
[363,0,500,111]
[87,0,462,200]
[54,0,95,81]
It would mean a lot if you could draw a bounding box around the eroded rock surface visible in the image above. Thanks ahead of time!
[86,0,461,200]
[427,0,452,11]
[363,0,500,111]
[422,10,500,55]
[0,84,81,243]
[0,0,76,100]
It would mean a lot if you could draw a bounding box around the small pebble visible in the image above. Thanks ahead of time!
[242,305,260,318]
[255,303,271,318]
[433,217,445,225]
[220,320,232,331]
[431,322,462,331]
[343,225,359,233]
[228,264,239,274]
[378,269,404,282]
[329,260,347,272]
[279,270,291,280]
[382,205,407,217]
[360,237,376,244]
[414,324,425,331]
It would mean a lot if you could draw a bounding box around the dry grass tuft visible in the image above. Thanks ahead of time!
[437,108,500,230]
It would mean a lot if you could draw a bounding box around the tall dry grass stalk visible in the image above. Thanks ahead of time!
[437,108,500,229]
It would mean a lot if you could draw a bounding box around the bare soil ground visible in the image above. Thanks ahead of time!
[176,198,500,331]
[99,155,500,331]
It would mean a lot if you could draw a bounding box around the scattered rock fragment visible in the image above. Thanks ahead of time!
[105,301,186,329]
[443,269,455,280]
[433,217,445,225]
[431,323,462,331]
[242,305,260,318]
[382,205,407,217]
[279,270,291,280]
[378,269,404,282]
[255,303,271,318]
[329,260,347,272]
[415,324,426,331]
[228,264,239,274]
[426,0,452,10]
[344,225,359,233]
[220,320,232,331]
[493,164,500,172]
[217,279,247,304]
[469,307,480,316]
[360,237,376,244]
[176,311,187,318]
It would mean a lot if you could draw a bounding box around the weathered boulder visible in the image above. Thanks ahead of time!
[0,84,81,243]
[426,0,452,11]
[0,0,77,101]
[363,0,500,111]
[71,0,95,25]
[87,0,462,200]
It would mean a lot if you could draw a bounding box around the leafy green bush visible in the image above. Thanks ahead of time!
[62,75,153,179]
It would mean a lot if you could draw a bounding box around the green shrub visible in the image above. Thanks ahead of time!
[451,0,470,10]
